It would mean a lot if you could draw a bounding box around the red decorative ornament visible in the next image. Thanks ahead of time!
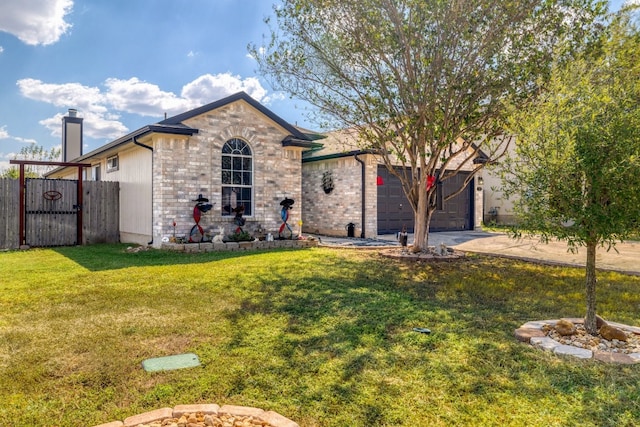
[376,176,384,186]
[426,175,436,191]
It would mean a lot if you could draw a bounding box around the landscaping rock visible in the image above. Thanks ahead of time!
[599,324,628,342]
[595,315,608,329]
[555,319,576,336]
[93,405,298,427]
[530,336,560,352]
[514,327,547,343]
[553,344,592,359]
[123,407,173,427]
[518,319,640,364]
[594,351,638,364]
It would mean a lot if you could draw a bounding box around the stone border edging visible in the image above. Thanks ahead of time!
[93,403,298,427]
[160,239,318,253]
[318,242,399,250]
[379,248,465,261]
[515,318,640,364]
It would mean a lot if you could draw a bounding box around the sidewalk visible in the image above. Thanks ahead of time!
[313,231,640,276]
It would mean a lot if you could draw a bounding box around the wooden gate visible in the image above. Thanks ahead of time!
[25,178,79,247]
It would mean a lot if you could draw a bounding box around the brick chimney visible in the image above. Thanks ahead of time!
[61,109,83,161]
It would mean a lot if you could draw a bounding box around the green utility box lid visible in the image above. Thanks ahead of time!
[142,353,201,372]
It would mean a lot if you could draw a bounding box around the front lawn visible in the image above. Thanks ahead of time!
[1,245,639,426]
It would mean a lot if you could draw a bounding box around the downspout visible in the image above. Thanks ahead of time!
[354,153,366,238]
[133,136,154,245]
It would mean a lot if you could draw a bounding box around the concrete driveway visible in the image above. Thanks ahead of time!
[321,231,640,276]
[425,231,640,275]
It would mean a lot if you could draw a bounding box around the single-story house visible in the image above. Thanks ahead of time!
[48,92,317,246]
[301,128,485,238]
[48,92,484,246]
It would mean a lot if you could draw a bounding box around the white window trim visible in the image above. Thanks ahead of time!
[107,155,119,173]
[221,138,254,217]
[91,164,101,181]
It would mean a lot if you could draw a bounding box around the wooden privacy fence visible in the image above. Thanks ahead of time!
[0,178,19,249]
[0,178,119,249]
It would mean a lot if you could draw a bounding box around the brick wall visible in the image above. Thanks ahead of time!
[303,153,484,237]
[302,154,378,237]
[151,100,304,245]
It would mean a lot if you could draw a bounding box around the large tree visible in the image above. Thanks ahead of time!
[499,7,640,334]
[251,0,605,250]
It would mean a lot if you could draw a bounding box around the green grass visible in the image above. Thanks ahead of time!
[1,244,640,427]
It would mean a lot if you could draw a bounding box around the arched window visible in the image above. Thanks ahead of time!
[221,138,252,216]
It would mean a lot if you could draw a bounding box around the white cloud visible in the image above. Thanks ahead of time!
[246,46,266,61]
[0,125,37,144]
[13,136,38,144]
[181,73,268,106]
[17,78,106,112]
[17,73,271,140]
[0,46,4,54]
[104,77,194,117]
[18,78,126,139]
[0,0,73,46]
[38,111,128,140]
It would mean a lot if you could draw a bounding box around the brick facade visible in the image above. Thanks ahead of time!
[302,132,484,237]
[302,154,378,238]
[151,100,305,246]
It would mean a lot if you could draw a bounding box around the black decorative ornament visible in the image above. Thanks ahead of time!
[322,171,334,194]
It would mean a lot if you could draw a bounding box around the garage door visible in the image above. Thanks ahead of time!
[377,166,473,234]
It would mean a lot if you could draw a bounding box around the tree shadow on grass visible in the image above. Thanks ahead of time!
[214,253,640,426]
[52,243,305,271]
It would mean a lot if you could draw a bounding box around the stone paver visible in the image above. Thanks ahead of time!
[261,411,301,427]
[123,407,173,427]
[514,327,547,343]
[553,344,592,359]
[219,404,265,418]
[530,336,559,352]
[93,422,123,427]
[520,320,552,330]
[594,351,638,364]
[172,403,220,417]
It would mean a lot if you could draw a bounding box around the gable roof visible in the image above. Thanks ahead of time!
[160,91,312,143]
[47,92,315,176]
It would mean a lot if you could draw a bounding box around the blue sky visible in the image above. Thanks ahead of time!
[0,0,635,172]
[0,0,314,172]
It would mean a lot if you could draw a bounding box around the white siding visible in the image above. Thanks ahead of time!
[115,147,152,244]
[482,138,517,225]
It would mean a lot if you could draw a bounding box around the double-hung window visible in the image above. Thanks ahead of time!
[221,138,252,216]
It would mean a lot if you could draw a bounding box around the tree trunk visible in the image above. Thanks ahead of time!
[584,241,598,334]
[412,186,430,252]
